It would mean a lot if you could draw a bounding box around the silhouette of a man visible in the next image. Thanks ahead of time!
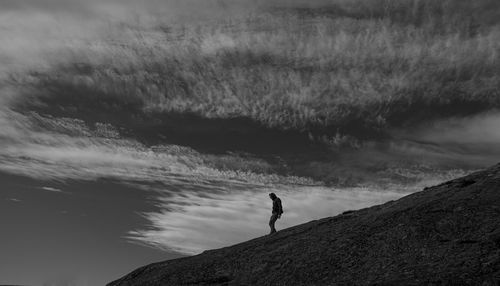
[269,193,283,234]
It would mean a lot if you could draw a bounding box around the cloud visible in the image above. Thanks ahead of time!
[0,0,90,12]
[0,0,259,21]
[391,111,500,167]
[42,187,64,193]
[411,111,500,145]
[127,185,406,254]
[0,0,498,260]
[0,109,313,186]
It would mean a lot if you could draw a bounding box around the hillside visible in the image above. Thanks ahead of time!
[108,164,500,285]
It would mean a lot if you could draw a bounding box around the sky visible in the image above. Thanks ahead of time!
[2,0,500,285]
[1,98,497,284]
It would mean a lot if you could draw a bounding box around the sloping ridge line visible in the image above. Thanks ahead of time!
[109,164,500,285]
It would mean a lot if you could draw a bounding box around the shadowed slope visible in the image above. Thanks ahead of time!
[108,164,500,285]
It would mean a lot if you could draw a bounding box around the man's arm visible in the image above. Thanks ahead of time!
[278,199,283,217]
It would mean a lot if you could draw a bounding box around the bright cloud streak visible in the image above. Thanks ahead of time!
[0,109,315,186]
[41,187,64,193]
[127,185,407,254]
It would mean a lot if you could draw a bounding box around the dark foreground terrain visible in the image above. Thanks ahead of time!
[109,164,500,285]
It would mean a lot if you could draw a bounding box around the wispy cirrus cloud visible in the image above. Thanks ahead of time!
[0,109,314,186]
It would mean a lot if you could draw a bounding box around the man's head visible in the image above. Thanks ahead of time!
[269,193,277,200]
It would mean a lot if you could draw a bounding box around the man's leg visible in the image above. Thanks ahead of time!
[269,214,278,234]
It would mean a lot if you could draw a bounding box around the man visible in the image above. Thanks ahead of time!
[269,193,283,234]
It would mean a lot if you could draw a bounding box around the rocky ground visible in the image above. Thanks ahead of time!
[109,164,500,285]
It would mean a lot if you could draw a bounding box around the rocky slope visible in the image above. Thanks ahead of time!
[109,164,500,285]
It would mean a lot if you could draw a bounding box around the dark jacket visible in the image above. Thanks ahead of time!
[272,197,283,215]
